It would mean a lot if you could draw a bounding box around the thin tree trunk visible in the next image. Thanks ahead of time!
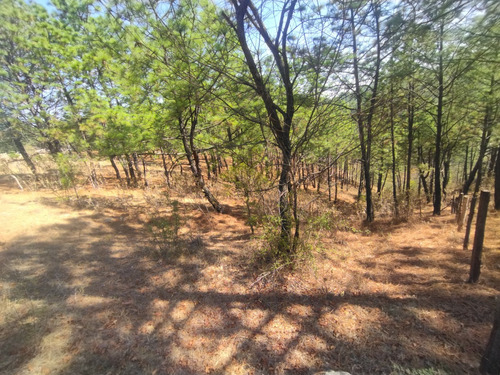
[109,155,121,181]
[179,111,222,213]
[495,148,500,210]
[119,157,131,187]
[464,144,469,183]
[13,138,37,175]
[126,154,137,185]
[160,148,171,187]
[390,83,399,217]
[487,147,497,177]
[327,153,332,202]
[142,158,148,187]
[433,22,445,215]
[133,152,142,180]
[204,153,211,180]
[350,5,380,222]
[406,81,414,211]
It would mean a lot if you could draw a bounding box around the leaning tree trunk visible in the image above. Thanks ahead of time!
[13,137,37,175]
[109,155,121,181]
[179,111,222,213]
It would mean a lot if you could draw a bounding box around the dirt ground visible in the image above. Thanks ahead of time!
[0,173,499,375]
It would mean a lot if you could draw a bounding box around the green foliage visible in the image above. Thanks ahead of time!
[55,153,78,192]
[253,214,312,271]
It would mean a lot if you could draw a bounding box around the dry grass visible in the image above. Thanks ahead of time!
[0,164,499,375]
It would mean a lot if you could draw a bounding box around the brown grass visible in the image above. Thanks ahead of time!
[0,164,499,375]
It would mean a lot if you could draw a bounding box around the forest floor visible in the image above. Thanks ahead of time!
[0,169,499,375]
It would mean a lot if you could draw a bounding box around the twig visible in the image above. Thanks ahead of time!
[10,175,23,191]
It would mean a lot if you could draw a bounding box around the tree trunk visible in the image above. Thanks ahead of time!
[406,81,414,210]
[377,171,383,195]
[350,5,380,222]
[327,153,332,202]
[142,158,148,187]
[125,154,137,185]
[487,147,498,178]
[480,298,500,374]
[468,191,490,283]
[119,158,131,187]
[13,138,37,175]
[179,112,222,213]
[463,77,494,195]
[278,143,293,251]
[463,144,469,183]
[443,149,452,196]
[160,148,171,188]
[204,153,211,180]
[109,155,121,181]
[390,86,398,217]
[226,0,298,251]
[433,22,444,215]
[495,148,500,210]
[133,153,142,180]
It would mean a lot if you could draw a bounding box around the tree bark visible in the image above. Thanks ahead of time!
[13,138,37,175]
[224,0,298,251]
[204,153,211,180]
[433,22,444,215]
[125,154,137,185]
[406,81,414,211]
[133,153,142,180]
[481,298,500,374]
[119,158,131,187]
[350,5,380,222]
[495,147,500,210]
[179,111,222,213]
[468,191,490,283]
[390,84,398,217]
[464,144,469,182]
[487,147,497,178]
[160,148,171,188]
[109,155,121,181]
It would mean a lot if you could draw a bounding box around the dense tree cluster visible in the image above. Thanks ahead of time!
[1,0,498,252]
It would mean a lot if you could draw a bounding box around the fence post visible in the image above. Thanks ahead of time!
[468,190,490,283]
[456,193,464,223]
[463,195,477,249]
[458,195,470,232]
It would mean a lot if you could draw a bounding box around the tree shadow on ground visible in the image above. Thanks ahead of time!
[1,198,497,375]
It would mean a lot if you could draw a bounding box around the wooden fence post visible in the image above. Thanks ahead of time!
[455,193,464,223]
[458,195,470,232]
[468,190,490,283]
[463,195,477,249]
[480,297,500,374]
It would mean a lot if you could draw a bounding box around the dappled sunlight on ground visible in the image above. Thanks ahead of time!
[1,184,499,374]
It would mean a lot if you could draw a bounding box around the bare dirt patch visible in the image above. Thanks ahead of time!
[1,182,498,374]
